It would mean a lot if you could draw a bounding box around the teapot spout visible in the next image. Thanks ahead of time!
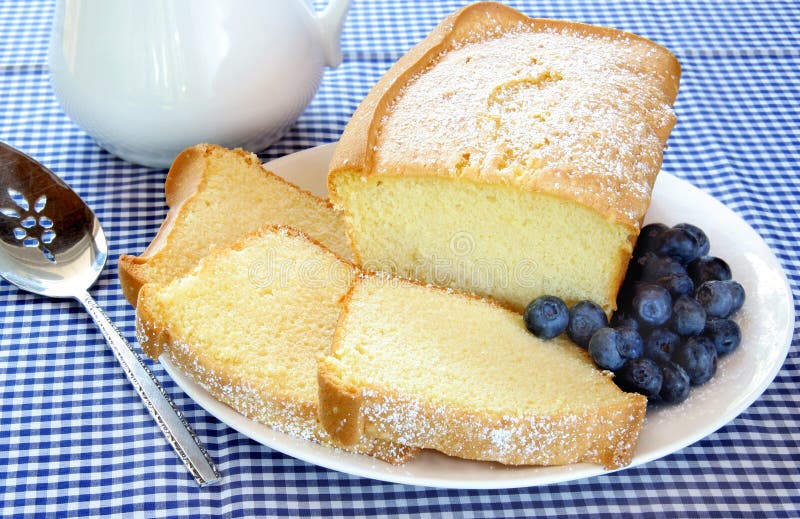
[315,0,351,68]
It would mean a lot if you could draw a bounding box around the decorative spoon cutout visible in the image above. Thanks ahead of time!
[0,142,220,486]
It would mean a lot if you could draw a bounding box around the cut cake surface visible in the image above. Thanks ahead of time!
[136,226,415,464]
[120,143,352,307]
[318,274,648,469]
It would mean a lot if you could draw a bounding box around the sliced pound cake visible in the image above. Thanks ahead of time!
[328,2,681,314]
[120,143,352,307]
[136,226,415,464]
[318,275,647,469]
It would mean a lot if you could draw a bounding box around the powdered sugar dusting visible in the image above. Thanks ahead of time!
[360,389,641,468]
[374,27,677,228]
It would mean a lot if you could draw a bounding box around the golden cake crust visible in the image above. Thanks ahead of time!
[328,1,681,230]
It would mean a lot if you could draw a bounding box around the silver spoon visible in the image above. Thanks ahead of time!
[0,142,221,486]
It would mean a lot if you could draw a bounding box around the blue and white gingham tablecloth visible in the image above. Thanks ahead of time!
[1,1,799,517]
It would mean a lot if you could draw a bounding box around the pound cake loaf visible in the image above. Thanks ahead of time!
[136,226,415,464]
[328,2,681,314]
[120,143,352,307]
[318,274,647,469]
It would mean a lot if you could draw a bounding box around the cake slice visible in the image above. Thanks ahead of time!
[328,2,681,314]
[136,226,414,464]
[119,143,352,307]
[318,275,647,469]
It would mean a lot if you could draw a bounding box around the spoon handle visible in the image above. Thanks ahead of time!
[75,290,222,487]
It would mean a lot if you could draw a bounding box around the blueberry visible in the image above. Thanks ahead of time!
[644,328,680,364]
[617,326,644,360]
[634,223,668,258]
[567,300,609,348]
[695,280,734,318]
[641,255,687,282]
[705,317,741,355]
[588,327,625,371]
[687,256,732,286]
[674,223,710,257]
[657,273,694,299]
[656,227,702,264]
[659,361,691,404]
[611,310,639,330]
[616,358,663,399]
[727,280,746,314]
[673,336,717,385]
[670,296,707,336]
[632,284,673,327]
[524,296,569,339]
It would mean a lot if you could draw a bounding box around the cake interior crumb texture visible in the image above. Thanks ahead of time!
[320,275,646,468]
[142,228,353,406]
[124,145,351,305]
[334,277,632,415]
[331,174,631,312]
[136,227,416,464]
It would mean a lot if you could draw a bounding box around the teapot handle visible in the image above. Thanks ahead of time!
[315,0,351,68]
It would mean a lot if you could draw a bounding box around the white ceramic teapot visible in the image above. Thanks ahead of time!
[48,0,351,168]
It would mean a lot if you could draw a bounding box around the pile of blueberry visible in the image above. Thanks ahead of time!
[523,222,744,405]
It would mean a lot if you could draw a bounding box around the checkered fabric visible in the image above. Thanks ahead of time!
[1,0,799,517]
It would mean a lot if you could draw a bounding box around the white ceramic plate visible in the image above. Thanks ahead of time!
[160,143,794,489]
